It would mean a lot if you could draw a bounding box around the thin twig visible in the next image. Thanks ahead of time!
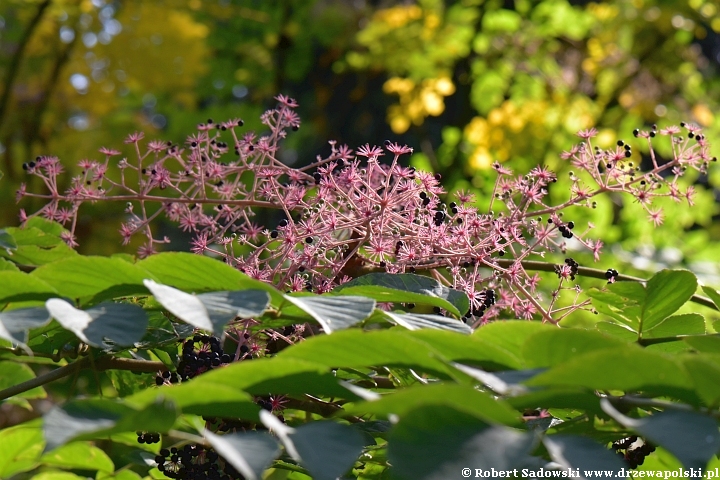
[0,356,166,401]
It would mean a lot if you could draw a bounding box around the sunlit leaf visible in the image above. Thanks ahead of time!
[282,294,376,333]
[45,299,148,348]
[382,311,471,333]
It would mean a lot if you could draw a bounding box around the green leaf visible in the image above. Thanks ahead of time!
[587,283,644,330]
[543,434,627,472]
[595,322,637,342]
[643,270,697,331]
[643,314,705,352]
[0,361,46,399]
[407,329,520,370]
[0,306,52,345]
[521,328,627,368]
[601,400,720,470]
[40,441,114,472]
[32,257,149,302]
[205,430,280,480]
[30,471,87,480]
[344,383,521,426]
[473,321,555,368]
[381,311,471,334]
[0,271,58,304]
[526,347,692,392]
[0,257,20,271]
[128,358,348,418]
[683,335,720,353]
[289,421,366,480]
[701,286,720,311]
[144,280,269,335]
[45,299,149,348]
[507,389,604,416]
[589,271,698,336]
[388,405,537,480]
[0,419,44,478]
[334,273,469,318]
[277,329,454,377]
[138,252,283,304]
[683,357,720,406]
[43,397,178,451]
[0,229,17,250]
[0,226,78,266]
[24,217,68,237]
[97,470,144,480]
[282,294,376,333]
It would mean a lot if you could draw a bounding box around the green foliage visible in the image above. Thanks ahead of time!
[0,244,719,479]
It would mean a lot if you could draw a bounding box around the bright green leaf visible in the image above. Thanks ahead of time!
[0,361,46,399]
[595,322,637,342]
[0,419,44,478]
[0,258,20,271]
[344,383,521,426]
[0,271,58,304]
[683,357,720,406]
[683,336,720,353]
[522,328,627,368]
[30,471,87,480]
[526,347,692,392]
[40,441,114,472]
[31,257,149,301]
[277,329,455,378]
[642,270,697,331]
[701,286,720,311]
[137,252,283,304]
[473,321,555,368]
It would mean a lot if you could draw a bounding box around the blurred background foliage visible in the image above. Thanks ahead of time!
[1,0,720,284]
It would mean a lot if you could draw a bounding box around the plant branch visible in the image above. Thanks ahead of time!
[637,333,716,347]
[0,355,167,401]
[283,396,364,423]
[494,259,718,311]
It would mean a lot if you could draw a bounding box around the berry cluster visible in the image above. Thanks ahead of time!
[612,436,656,468]
[156,334,234,386]
[605,268,619,283]
[557,221,575,239]
[155,445,240,480]
[137,431,161,444]
[556,258,579,281]
[462,288,496,322]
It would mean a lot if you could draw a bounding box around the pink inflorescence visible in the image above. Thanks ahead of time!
[17,98,715,325]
